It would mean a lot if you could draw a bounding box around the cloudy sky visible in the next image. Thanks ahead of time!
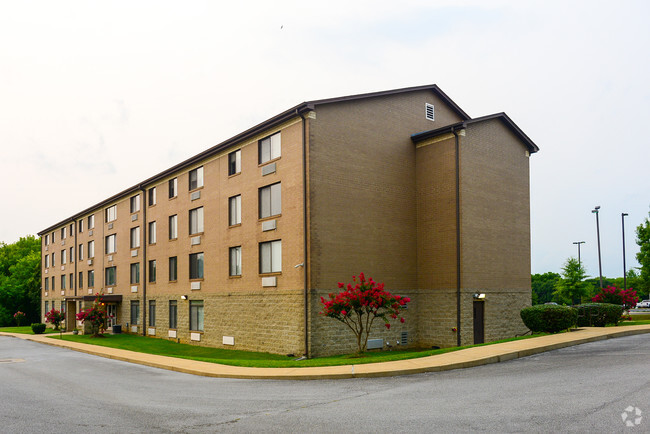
[1,0,648,279]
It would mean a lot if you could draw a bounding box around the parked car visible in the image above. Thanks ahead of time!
[635,300,650,309]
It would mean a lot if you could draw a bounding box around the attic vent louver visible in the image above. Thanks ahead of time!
[425,103,435,121]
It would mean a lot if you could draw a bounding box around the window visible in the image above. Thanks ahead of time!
[149,300,156,327]
[169,215,177,240]
[70,246,74,263]
[148,260,156,283]
[189,207,204,235]
[61,249,66,265]
[61,301,65,313]
[105,205,117,223]
[52,232,56,243]
[169,256,177,281]
[189,252,204,279]
[259,132,281,164]
[105,234,116,254]
[130,195,140,213]
[78,219,84,233]
[148,187,156,206]
[61,274,66,290]
[45,278,49,291]
[70,223,74,235]
[259,182,281,218]
[105,266,116,286]
[228,150,241,175]
[78,244,84,261]
[169,300,177,329]
[131,300,140,325]
[88,241,95,258]
[88,214,95,229]
[229,246,242,276]
[425,102,435,121]
[51,276,55,291]
[78,271,83,289]
[45,301,49,314]
[45,255,50,268]
[229,195,241,226]
[45,234,49,245]
[52,252,56,267]
[189,166,204,190]
[130,263,140,284]
[61,227,66,239]
[70,273,73,289]
[88,270,95,287]
[189,300,204,331]
[260,240,281,274]
[168,178,177,198]
[148,221,156,244]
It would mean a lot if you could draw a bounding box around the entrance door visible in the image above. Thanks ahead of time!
[107,304,117,329]
[473,301,485,344]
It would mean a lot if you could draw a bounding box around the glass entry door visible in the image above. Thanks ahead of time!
[107,304,117,328]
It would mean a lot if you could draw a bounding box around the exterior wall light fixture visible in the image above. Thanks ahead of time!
[473,293,486,299]
[181,295,188,300]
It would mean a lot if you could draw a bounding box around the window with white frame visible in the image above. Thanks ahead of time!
[258,132,281,164]
[88,214,95,229]
[130,195,140,213]
[88,240,95,258]
[169,177,177,198]
[229,195,241,226]
[61,227,66,239]
[148,221,156,244]
[45,277,49,291]
[169,215,177,239]
[78,219,84,233]
[189,252,204,279]
[259,182,281,218]
[130,263,140,284]
[130,227,140,249]
[149,300,156,327]
[169,300,177,329]
[105,266,116,286]
[88,270,95,287]
[52,252,56,266]
[61,274,66,289]
[190,300,204,331]
[189,207,204,235]
[189,166,204,190]
[105,205,117,223]
[45,234,49,245]
[148,260,156,283]
[259,240,281,274]
[78,244,83,261]
[229,246,242,276]
[61,249,66,265]
[105,234,116,254]
[148,187,156,206]
[169,256,177,281]
[78,271,83,289]
[69,246,74,263]
[228,150,241,176]
[45,255,50,268]
[131,300,140,325]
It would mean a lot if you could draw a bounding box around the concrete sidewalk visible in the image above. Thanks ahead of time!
[2,325,649,380]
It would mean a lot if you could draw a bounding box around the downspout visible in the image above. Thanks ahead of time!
[452,126,462,347]
[140,186,147,336]
[298,110,309,358]
[73,219,77,297]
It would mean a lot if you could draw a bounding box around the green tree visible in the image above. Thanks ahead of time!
[636,210,650,298]
[531,272,561,304]
[553,257,589,305]
[0,236,41,326]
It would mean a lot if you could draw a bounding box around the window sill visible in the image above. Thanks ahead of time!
[228,172,241,179]
[169,238,178,242]
[189,186,204,193]
[258,156,281,167]
[228,223,241,229]
[229,275,242,279]
[258,214,281,222]
[168,196,178,201]
[259,272,282,277]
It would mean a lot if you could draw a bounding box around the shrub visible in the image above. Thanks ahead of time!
[31,323,46,334]
[520,305,577,333]
[576,303,623,327]
[45,309,65,330]
[591,286,639,310]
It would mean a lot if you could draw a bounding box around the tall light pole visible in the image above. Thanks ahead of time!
[573,241,586,267]
[622,213,628,290]
[592,206,603,289]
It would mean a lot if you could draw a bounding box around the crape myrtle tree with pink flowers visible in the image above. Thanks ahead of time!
[320,273,411,354]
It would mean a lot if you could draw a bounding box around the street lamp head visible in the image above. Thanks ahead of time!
[592,206,600,213]
[622,212,628,217]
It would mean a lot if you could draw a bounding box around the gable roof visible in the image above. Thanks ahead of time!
[410,112,539,154]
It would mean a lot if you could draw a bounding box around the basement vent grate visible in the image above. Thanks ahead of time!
[425,103,435,121]
[401,331,408,345]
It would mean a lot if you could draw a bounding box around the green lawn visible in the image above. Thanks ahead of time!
[0,326,61,335]
[620,320,650,326]
[47,332,548,368]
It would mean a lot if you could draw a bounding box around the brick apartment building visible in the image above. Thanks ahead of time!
[38,84,538,357]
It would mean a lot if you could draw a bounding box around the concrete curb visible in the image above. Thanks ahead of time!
[2,325,649,380]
